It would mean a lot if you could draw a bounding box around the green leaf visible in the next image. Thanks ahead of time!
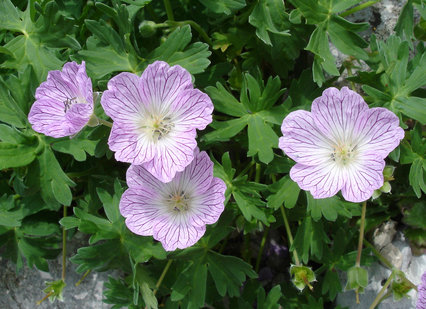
[0,77,28,127]
[140,282,158,309]
[267,176,300,209]
[395,0,415,43]
[205,82,247,117]
[27,147,75,209]
[306,26,339,78]
[78,37,138,79]
[148,25,211,74]
[328,15,368,59]
[287,0,328,24]
[96,180,122,224]
[261,285,282,309]
[249,0,290,46]
[247,114,278,164]
[199,0,246,15]
[322,269,342,300]
[409,158,426,198]
[203,117,248,143]
[403,202,426,228]
[70,239,124,273]
[85,19,125,53]
[0,131,39,169]
[307,194,353,221]
[207,251,257,297]
[394,96,426,124]
[233,191,268,224]
[51,138,97,161]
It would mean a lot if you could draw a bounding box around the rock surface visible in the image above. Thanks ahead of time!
[0,234,119,309]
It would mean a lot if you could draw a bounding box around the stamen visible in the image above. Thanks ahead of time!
[63,97,78,113]
[166,190,191,213]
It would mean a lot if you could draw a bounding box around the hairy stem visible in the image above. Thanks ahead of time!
[255,226,269,273]
[75,270,92,287]
[163,0,174,21]
[154,259,173,295]
[356,201,367,267]
[62,205,67,281]
[280,205,300,265]
[369,271,394,309]
[98,118,113,128]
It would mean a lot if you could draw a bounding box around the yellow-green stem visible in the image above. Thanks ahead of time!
[75,269,91,287]
[340,0,380,18]
[369,271,394,309]
[37,291,53,305]
[163,0,174,21]
[62,205,67,281]
[280,205,300,265]
[364,239,393,269]
[255,226,269,273]
[154,259,173,295]
[356,201,367,267]
[98,118,113,128]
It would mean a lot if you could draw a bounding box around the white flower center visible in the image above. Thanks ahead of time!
[139,114,174,142]
[165,190,191,213]
[331,143,357,166]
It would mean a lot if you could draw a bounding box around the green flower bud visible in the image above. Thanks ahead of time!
[380,181,391,193]
[38,279,66,304]
[290,265,316,291]
[372,189,382,200]
[139,20,157,38]
[391,270,414,301]
[345,266,368,293]
[383,165,395,181]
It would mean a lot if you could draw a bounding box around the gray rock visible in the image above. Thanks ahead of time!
[0,234,120,309]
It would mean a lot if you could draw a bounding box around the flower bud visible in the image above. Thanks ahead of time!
[138,20,157,38]
[345,266,368,293]
[290,265,316,291]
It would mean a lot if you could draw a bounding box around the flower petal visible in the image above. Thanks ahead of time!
[290,162,345,199]
[141,130,197,183]
[120,188,164,236]
[355,107,405,158]
[171,89,213,130]
[153,214,206,251]
[108,123,156,164]
[341,156,385,203]
[140,61,192,112]
[279,110,333,166]
[177,150,214,194]
[101,72,144,123]
[311,87,369,142]
[126,164,163,191]
[190,177,226,225]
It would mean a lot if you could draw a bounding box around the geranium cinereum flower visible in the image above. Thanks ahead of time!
[101,61,213,183]
[28,61,93,138]
[279,87,404,203]
[120,149,226,251]
[417,272,426,309]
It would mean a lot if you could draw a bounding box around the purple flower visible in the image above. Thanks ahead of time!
[101,61,213,183]
[28,61,93,138]
[417,272,426,309]
[279,87,404,203]
[120,149,226,251]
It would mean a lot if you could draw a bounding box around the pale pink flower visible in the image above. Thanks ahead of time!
[120,149,226,251]
[279,87,404,203]
[101,61,213,183]
[28,61,93,138]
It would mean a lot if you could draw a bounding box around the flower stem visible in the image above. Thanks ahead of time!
[340,0,380,18]
[154,259,173,295]
[280,205,300,266]
[255,163,261,183]
[255,226,269,273]
[75,269,91,287]
[98,118,113,128]
[62,205,67,281]
[37,291,53,305]
[163,0,174,21]
[356,201,367,267]
[369,271,394,309]
[363,239,393,269]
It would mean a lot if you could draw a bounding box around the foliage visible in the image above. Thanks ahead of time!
[0,0,425,308]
